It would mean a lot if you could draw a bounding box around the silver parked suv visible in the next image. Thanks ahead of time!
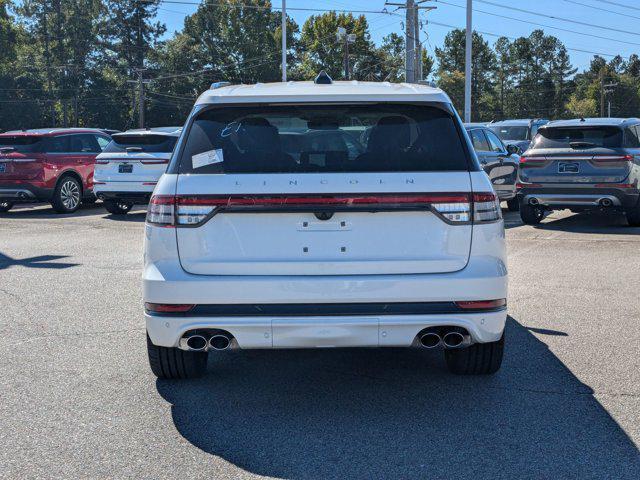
[518,118,640,226]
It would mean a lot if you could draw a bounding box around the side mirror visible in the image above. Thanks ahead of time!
[506,144,520,155]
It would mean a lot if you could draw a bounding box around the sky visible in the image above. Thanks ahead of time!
[157,0,640,76]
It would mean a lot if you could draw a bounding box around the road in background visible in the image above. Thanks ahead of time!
[0,204,639,479]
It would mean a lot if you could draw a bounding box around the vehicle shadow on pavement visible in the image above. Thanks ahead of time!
[0,252,79,270]
[101,212,146,222]
[534,211,639,235]
[155,317,639,479]
[2,203,104,219]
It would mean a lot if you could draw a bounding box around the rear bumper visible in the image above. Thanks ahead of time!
[146,309,507,349]
[518,185,639,209]
[0,183,52,202]
[94,183,154,204]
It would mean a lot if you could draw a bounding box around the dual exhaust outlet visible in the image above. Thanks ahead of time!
[419,329,471,349]
[181,332,233,352]
[528,197,614,208]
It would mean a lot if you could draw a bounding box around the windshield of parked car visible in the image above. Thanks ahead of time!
[177,104,469,173]
[489,126,529,141]
[104,134,178,153]
[0,136,43,153]
[533,127,623,149]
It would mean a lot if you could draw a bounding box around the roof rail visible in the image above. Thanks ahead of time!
[210,81,231,90]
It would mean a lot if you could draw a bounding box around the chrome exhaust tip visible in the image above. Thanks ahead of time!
[599,198,613,208]
[185,335,208,351]
[209,334,232,351]
[419,332,442,349]
[528,197,539,206]
[442,332,465,348]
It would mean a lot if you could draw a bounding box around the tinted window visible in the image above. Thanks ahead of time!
[178,104,469,174]
[96,136,110,150]
[68,134,101,153]
[624,127,640,148]
[0,136,42,153]
[104,134,178,153]
[468,129,490,152]
[485,130,505,153]
[42,136,69,153]
[533,127,623,149]
[490,125,529,141]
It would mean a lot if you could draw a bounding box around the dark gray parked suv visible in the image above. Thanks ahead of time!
[465,123,520,211]
[489,118,549,154]
[518,118,640,226]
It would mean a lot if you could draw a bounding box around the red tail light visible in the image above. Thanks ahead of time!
[591,155,633,162]
[516,182,542,189]
[140,159,170,165]
[145,303,195,313]
[146,192,502,227]
[455,299,507,310]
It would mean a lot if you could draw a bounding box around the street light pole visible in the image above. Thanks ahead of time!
[281,0,287,82]
[464,0,472,122]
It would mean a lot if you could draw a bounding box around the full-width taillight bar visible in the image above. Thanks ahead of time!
[146,192,502,227]
[455,299,507,311]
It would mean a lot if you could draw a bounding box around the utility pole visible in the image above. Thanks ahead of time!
[337,27,356,80]
[604,80,618,118]
[386,1,436,83]
[600,69,605,118]
[464,0,473,122]
[128,69,150,129]
[281,0,287,82]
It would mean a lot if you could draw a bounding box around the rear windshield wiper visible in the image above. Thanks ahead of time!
[125,146,143,153]
[0,146,15,153]
[569,141,596,149]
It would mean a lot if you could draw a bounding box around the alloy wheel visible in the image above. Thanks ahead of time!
[60,180,81,210]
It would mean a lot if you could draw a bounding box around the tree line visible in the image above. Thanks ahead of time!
[0,0,637,131]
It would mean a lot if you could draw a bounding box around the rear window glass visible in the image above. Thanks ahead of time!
[104,134,178,153]
[0,136,42,153]
[490,126,529,141]
[178,104,469,174]
[533,127,623,149]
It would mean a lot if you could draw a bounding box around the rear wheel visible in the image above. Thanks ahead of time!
[147,334,208,379]
[625,206,640,227]
[104,200,133,215]
[506,197,519,212]
[51,176,82,213]
[0,201,13,213]
[444,333,504,375]
[519,202,544,225]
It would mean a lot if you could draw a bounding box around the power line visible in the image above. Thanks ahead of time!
[437,0,640,49]
[596,0,636,10]
[561,0,640,20]
[473,0,640,38]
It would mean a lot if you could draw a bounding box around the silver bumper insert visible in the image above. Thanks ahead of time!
[524,194,621,207]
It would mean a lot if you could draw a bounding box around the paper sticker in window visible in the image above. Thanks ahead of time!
[192,149,224,169]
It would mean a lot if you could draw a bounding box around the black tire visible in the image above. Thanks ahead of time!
[519,202,544,225]
[147,334,208,379]
[0,201,13,213]
[103,200,133,215]
[506,197,519,212]
[445,333,504,375]
[51,175,82,213]
[625,206,640,227]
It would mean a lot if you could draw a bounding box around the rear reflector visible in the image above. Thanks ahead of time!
[145,303,195,313]
[146,193,502,227]
[516,182,542,189]
[455,299,507,310]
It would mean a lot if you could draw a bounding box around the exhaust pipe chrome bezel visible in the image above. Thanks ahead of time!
[442,331,466,348]
[419,332,442,349]
[184,334,208,351]
[209,334,232,351]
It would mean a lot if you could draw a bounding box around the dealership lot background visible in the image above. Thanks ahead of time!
[1,204,638,478]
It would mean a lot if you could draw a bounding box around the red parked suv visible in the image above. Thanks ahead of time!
[0,128,112,213]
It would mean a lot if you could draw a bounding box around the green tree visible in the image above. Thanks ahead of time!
[435,29,495,120]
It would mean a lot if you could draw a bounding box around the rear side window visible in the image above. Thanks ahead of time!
[103,134,178,154]
[177,103,470,174]
[490,126,529,141]
[0,136,42,153]
[533,127,623,149]
[468,129,490,152]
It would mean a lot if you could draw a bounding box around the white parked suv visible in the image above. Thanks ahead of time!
[144,74,508,379]
[94,127,181,214]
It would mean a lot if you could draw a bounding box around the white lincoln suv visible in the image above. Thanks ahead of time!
[143,74,508,379]
[94,127,181,214]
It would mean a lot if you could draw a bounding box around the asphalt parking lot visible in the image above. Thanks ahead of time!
[1,204,639,479]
